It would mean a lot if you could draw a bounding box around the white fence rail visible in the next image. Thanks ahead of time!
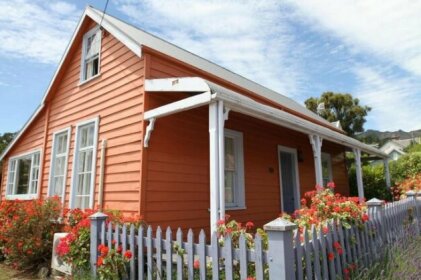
[89,191,421,279]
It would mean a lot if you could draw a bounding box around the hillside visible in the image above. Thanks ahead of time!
[356,129,421,144]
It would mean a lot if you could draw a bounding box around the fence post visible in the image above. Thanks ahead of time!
[264,218,297,280]
[366,198,385,242]
[89,212,108,277]
[406,191,420,235]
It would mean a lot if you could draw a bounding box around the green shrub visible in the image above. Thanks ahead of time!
[390,152,421,183]
[349,164,392,201]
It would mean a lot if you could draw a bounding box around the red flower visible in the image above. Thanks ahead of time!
[117,245,122,254]
[217,219,225,226]
[328,252,334,261]
[97,256,104,266]
[337,248,343,255]
[245,221,254,229]
[300,198,307,205]
[362,213,369,222]
[343,268,350,275]
[247,277,256,280]
[333,241,341,250]
[193,259,200,269]
[327,182,336,189]
[322,227,329,234]
[124,250,132,259]
[100,245,109,256]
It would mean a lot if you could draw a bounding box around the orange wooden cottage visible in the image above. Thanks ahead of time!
[0,6,389,232]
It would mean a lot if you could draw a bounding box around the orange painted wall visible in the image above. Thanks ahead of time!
[1,18,145,214]
[143,51,350,232]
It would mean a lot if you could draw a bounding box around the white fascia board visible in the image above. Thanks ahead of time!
[86,7,141,57]
[144,91,213,120]
[145,77,211,93]
[0,104,45,162]
[214,89,387,158]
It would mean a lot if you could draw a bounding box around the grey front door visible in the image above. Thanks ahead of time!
[279,147,299,213]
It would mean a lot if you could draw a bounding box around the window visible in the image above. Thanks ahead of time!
[6,150,41,199]
[321,152,333,186]
[48,128,71,201]
[80,27,101,82]
[224,129,245,209]
[71,118,99,209]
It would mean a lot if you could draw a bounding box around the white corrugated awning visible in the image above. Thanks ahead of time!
[144,77,388,158]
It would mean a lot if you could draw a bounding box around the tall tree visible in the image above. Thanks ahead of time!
[305,92,371,136]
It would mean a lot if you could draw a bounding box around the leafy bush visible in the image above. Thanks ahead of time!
[97,243,132,280]
[390,152,421,183]
[0,198,62,269]
[349,164,392,201]
[392,173,421,200]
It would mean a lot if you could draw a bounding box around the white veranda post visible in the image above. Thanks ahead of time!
[309,134,323,187]
[353,148,365,202]
[209,100,226,232]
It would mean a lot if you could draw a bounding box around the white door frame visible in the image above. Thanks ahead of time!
[277,145,301,212]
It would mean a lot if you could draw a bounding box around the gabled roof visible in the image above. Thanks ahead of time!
[1,6,377,161]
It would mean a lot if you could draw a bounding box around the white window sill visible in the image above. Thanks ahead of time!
[78,74,101,86]
[6,194,38,200]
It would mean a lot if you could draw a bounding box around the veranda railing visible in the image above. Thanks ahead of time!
[89,191,421,279]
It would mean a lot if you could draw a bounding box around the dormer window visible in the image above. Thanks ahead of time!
[80,27,101,82]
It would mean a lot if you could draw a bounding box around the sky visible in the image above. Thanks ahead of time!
[1,0,421,134]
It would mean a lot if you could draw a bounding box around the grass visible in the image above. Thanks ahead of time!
[351,235,421,279]
[0,264,38,280]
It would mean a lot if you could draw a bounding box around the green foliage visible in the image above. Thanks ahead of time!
[404,143,421,154]
[305,92,371,136]
[349,164,392,201]
[0,132,16,155]
[390,152,421,183]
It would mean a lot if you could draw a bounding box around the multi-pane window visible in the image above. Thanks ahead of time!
[7,150,41,199]
[81,27,101,81]
[321,152,333,186]
[224,129,245,209]
[72,119,98,209]
[49,129,70,199]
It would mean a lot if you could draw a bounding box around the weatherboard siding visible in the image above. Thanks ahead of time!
[1,19,145,214]
[143,51,350,232]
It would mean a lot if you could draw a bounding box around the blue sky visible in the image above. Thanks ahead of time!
[1,0,421,134]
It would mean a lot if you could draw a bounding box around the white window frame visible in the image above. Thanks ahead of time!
[80,26,102,84]
[278,145,301,212]
[224,129,245,210]
[69,117,99,209]
[6,149,42,200]
[321,152,333,185]
[48,127,71,204]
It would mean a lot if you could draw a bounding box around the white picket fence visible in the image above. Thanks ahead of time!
[89,191,421,279]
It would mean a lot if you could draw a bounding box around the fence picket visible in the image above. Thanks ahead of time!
[107,222,112,249]
[326,225,336,279]
[254,233,264,280]
[211,232,219,280]
[114,224,120,250]
[318,226,329,280]
[330,222,342,278]
[146,227,153,280]
[198,230,206,280]
[176,228,183,280]
[337,224,347,270]
[187,229,194,280]
[311,226,321,280]
[294,230,304,280]
[156,227,163,280]
[303,228,313,280]
[165,228,173,280]
[138,226,144,280]
[224,234,234,280]
[129,224,135,280]
[122,224,128,253]
[239,234,248,280]
[101,221,106,245]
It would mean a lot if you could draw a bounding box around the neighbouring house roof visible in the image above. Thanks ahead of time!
[379,140,408,156]
[0,6,386,161]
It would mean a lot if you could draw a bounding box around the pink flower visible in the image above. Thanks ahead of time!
[245,221,254,229]
[327,182,336,189]
[328,252,334,261]
[193,259,200,269]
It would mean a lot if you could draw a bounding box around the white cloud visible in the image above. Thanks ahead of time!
[0,0,80,64]
[285,0,421,77]
[115,0,307,96]
[353,65,421,131]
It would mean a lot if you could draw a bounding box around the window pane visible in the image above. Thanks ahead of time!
[17,158,31,194]
[52,176,63,196]
[57,133,68,154]
[225,137,235,170]
[225,171,235,204]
